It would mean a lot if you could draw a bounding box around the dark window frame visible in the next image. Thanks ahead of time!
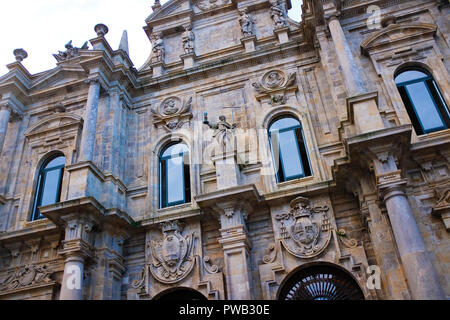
[268,116,312,183]
[395,67,450,135]
[31,154,65,221]
[159,142,191,209]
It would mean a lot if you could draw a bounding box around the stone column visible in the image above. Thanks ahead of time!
[79,78,101,162]
[0,103,11,155]
[325,13,384,133]
[60,254,86,300]
[217,201,253,300]
[380,181,445,299]
[363,198,411,299]
[326,14,364,95]
[58,216,96,300]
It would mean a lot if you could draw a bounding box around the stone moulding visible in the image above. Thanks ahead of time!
[360,23,438,56]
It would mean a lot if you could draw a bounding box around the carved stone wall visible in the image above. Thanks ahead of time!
[0,0,448,300]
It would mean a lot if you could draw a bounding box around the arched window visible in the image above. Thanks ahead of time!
[31,154,65,221]
[268,116,312,183]
[278,265,365,300]
[395,67,450,135]
[159,142,191,208]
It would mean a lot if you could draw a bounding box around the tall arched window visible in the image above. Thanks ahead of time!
[31,154,65,221]
[159,142,191,208]
[395,67,450,135]
[268,116,312,183]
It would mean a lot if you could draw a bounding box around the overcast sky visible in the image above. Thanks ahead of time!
[0,0,302,75]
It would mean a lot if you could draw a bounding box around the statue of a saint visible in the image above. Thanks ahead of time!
[270,2,288,28]
[239,9,254,37]
[151,33,165,63]
[203,113,237,152]
[182,24,195,54]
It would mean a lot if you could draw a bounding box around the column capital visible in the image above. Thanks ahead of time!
[378,179,407,202]
[84,77,100,86]
[324,11,341,23]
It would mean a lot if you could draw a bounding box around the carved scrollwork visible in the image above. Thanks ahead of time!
[252,70,297,106]
[202,256,219,274]
[262,243,277,264]
[336,229,358,248]
[151,96,193,131]
[131,266,147,294]
[0,264,54,292]
[148,220,196,284]
[275,197,332,258]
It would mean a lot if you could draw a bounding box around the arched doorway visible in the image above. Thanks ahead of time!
[153,287,207,301]
[278,264,365,300]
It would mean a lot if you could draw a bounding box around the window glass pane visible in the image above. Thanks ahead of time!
[45,156,65,169]
[40,169,61,206]
[269,117,300,132]
[405,82,445,131]
[166,156,184,204]
[162,143,188,158]
[395,70,428,84]
[279,130,303,179]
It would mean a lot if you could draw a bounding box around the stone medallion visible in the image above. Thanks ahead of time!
[263,70,285,88]
[275,196,331,258]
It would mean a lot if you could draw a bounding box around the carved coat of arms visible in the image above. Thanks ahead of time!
[148,220,196,284]
[275,196,331,258]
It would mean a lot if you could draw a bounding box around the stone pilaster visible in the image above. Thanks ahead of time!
[79,78,101,162]
[216,200,253,300]
[0,103,11,155]
[107,87,121,176]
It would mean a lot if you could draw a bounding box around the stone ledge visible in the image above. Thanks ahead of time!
[39,196,135,230]
[195,184,262,210]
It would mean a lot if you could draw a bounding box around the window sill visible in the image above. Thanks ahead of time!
[24,217,50,228]
[276,175,315,188]
[416,128,450,140]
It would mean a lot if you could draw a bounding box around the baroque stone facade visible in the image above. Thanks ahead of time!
[0,0,449,300]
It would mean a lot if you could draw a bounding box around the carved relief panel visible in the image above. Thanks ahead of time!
[148,220,196,283]
[252,69,297,106]
[151,96,193,131]
[274,196,331,258]
[132,219,225,299]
